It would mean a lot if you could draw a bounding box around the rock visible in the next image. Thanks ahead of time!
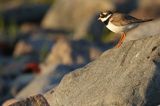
[130,5,160,20]
[126,19,160,42]
[70,40,102,64]
[7,95,48,106]
[129,0,160,22]
[1,54,39,76]
[44,38,73,66]
[10,74,34,96]
[10,34,160,106]
[16,64,85,99]
[24,32,54,57]
[43,39,102,68]
[45,35,160,106]
[13,41,33,57]
[41,0,114,39]
[89,47,102,61]
[0,0,22,10]
[20,23,39,33]
[139,0,160,7]
[15,38,102,99]
[41,0,159,40]
[2,99,18,106]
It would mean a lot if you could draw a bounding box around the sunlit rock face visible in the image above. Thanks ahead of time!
[10,34,160,106]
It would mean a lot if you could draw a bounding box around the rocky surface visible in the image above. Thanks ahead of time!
[13,41,33,57]
[2,99,18,106]
[15,38,102,99]
[10,34,160,106]
[126,19,160,42]
[1,0,160,105]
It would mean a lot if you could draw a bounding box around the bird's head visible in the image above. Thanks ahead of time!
[98,10,113,22]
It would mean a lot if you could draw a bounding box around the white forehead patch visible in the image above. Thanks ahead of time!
[102,12,107,15]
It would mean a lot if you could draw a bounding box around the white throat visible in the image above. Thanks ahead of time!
[101,14,112,22]
[106,21,138,33]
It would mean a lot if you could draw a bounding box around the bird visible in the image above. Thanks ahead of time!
[98,10,152,48]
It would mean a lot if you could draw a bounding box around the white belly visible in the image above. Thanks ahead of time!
[106,21,138,33]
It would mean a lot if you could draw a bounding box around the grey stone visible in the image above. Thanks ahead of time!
[11,74,34,96]
[16,64,85,99]
[126,19,160,42]
[44,35,160,106]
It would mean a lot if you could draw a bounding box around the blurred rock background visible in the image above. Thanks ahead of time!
[0,0,159,105]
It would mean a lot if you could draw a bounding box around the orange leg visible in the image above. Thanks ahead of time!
[115,32,126,48]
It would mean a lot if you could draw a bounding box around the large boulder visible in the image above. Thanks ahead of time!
[10,34,160,106]
[41,0,114,39]
[126,19,160,42]
[15,38,102,99]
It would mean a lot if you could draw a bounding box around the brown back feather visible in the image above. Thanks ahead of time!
[110,13,150,26]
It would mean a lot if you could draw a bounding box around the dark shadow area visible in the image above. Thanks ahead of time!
[71,40,91,64]
[1,4,50,26]
[114,0,138,13]
[0,41,15,56]
[49,64,85,87]
[144,59,160,105]
[88,14,105,43]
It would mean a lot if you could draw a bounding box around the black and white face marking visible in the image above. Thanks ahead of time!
[98,11,113,22]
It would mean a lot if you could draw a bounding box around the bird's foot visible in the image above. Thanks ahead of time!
[115,32,126,48]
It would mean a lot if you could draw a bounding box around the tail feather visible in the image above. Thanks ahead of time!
[141,19,153,23]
